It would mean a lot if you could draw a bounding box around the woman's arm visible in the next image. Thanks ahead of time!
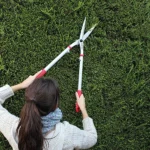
[0,71,40,103]
[63,93,97,149]
[63,117,97,150]
[11,71,41,92]
[11,83,24,92]
[0,71,41,149]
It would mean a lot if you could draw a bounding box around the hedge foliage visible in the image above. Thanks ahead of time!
[0,0,150,149]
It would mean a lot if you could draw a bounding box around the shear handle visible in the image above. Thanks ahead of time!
[75,90,82,112]
[36,69,47,78]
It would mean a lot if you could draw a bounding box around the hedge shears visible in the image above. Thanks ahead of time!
[36,18,96,112]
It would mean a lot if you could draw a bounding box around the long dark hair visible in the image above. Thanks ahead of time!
[17,78,60,150]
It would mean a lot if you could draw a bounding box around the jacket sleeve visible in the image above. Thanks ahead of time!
[63,117,98,149]
[0,85,19,149]
[0,85,14,104]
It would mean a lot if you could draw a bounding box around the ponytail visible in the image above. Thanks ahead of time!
[17,101,43,150]
[17,78,60,150]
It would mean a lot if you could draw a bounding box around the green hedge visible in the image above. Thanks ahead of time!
[0,0,150,149]
[0,56,4,71]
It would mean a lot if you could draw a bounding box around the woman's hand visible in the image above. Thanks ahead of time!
[75,92,88,119]
[20,71,41,89]
[75,92,86,111]
[11,71,41,92]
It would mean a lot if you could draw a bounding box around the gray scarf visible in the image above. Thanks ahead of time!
[41,108,63,134]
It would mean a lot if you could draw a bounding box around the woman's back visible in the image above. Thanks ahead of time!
[7,113,96,150]
[0,75,97,150]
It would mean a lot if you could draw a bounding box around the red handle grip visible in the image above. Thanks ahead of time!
[36,69,47,78]
[75,90,82,112]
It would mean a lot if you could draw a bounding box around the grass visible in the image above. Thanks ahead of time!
[0,0,150,149]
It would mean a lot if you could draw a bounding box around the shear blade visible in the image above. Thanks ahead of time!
[83,24,97,41]
[80,17,86,40]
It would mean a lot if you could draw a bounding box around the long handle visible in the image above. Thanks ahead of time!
[75,90,82,112]
[76,48,84,112]
[35,41,79,79]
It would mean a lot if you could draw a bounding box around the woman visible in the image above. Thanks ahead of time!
[0,72,97,150]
